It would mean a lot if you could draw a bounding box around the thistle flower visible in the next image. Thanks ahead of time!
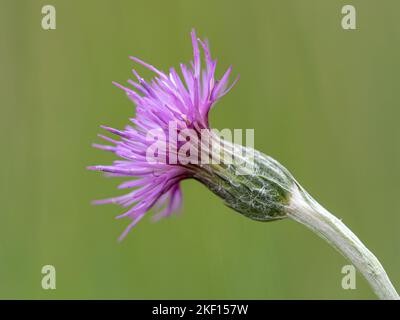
[88,30,241,239]
[88,30,399,300]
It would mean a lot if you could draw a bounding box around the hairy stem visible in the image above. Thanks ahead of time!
[287,185,399,300]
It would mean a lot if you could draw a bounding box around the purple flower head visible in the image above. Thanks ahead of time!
[88,30,239,240]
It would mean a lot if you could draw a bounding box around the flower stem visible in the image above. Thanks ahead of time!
[287,185,399,300]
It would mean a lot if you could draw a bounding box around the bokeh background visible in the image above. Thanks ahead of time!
[1,0,399,299]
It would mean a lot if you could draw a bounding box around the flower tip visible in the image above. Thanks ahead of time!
[100,125,116,133]
[117,234,126,243]
[86,165,111,173]
[92,143,115,152]
[112,81,128,92]
[129,56,140,64]
[115,211,128,219]
[91,143,101,150]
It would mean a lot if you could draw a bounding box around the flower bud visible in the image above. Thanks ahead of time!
[194,139,295,222]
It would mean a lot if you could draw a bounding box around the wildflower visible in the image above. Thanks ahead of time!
[88,30,294,238]
[88,30,398,299]
[88,30,243,239]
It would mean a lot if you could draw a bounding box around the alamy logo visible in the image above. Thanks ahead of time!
[341,265,356,290]
[41,5,56,30]
[145,121,255,175]
[341,5,356,30]
[41,265,56,290]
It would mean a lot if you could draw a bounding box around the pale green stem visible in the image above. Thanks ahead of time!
[287,185,399,300]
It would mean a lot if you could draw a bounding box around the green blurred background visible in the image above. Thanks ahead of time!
[1,0,399,299]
